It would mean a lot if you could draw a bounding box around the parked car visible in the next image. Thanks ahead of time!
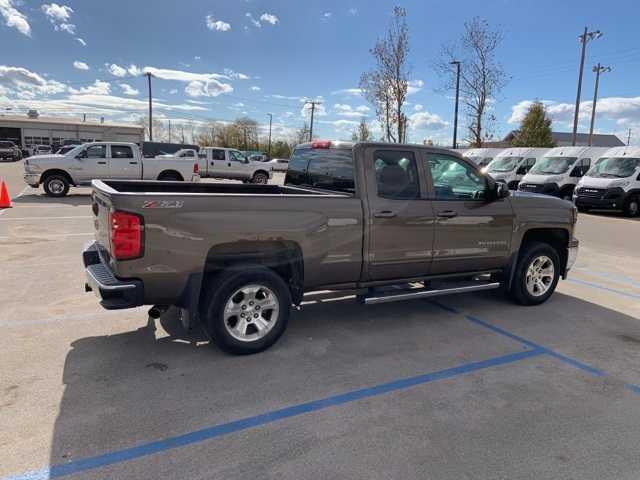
[23,142,200,197]
[84,140,579,354]
[0,140,22,162]
[267,158,289,172]
[462,148,504,168]
[483,148,550,190]
[573,146,640,217]
[32,145,52,156]
[518,147,608,200]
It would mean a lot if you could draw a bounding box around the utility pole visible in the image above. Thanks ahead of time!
[450,60,461,149]
[168,119,172,143]
[145,72,154,141]
[181,125,185,143]
[588,63,611,146]
[267,113,273,159]
[627,128,632,146]
[82,113,86,122]
[572,27,602,146]
[305,100,321,141]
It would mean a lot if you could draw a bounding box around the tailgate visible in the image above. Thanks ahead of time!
[91,184,115,260]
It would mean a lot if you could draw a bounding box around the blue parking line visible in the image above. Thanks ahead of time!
[431,301,605,377]
[5,348,544,480]
[566,278,640,300]
[573,267,640,290]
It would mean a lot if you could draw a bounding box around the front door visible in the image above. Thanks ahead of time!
[228,150,251,179]
[426,152,514,274]
[108,144,140,179]
[207,148,230,178]
[365,147,435,281]
[74,144,109,183]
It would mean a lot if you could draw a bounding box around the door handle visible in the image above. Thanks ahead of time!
[374,210,397,218]
[437,210,458,218]
[129,162,138,165]
[97,161,107,165]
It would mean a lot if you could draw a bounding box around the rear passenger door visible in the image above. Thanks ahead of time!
[364,147,435,281]
[426,153,514,274]
[108,144,140,179]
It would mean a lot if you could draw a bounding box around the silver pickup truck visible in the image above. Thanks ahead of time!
[23,142,199,197]
[84,140,579,354]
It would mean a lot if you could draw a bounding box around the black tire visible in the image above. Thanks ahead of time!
[560,186,574,202]
[204,266,291,354]
[509,241,561,306]
[624,195,639,217]
[251,172,269,184]
[577,206,589,213]
[43,174,70,197]
[158,172,183,181]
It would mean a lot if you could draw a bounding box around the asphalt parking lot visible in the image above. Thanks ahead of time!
[1,159,640,480]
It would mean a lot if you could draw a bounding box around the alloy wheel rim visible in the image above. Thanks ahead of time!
[223,284,279,342]
[49,179,64,194]
[630,201,639,216]
[525,255,555,297]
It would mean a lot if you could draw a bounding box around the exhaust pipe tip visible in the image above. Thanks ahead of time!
[148,305,169,319]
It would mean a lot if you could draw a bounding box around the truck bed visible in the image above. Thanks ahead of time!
[98,180,348,196]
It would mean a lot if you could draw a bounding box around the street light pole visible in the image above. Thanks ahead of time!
[450,60,461,149]
[588,63,611,146]
[145,72,154,141]
[267,113,273,159]
[572,27,602,146]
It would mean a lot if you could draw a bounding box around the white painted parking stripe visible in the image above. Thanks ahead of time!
[0,216,92,221]
[0,232,93,239]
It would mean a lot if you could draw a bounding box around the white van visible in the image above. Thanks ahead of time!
[573,146,640,217]
[518,147,608,200]
[483,147,550,190]
[462,148,505,168]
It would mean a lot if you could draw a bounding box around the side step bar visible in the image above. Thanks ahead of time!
[363,282,501,305]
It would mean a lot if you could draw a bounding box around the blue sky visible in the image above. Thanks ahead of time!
[1,0,640,145]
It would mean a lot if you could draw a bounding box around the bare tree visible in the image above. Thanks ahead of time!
[351,117,372,142]
[436,17,508,147]
[360,6,410,143]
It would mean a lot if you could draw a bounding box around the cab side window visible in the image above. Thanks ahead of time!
[374,150,420,199]
[428,154,487,200]
[86,145,106,159]
[518,157,536,174]
[111,145,133,159]
[210,149,225,160]
[229,151,246,162]
[576,158,591,176]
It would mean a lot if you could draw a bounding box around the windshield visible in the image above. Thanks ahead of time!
[487,156,522,172]
[530,157,578,175]
[64,144,86,156]
[587,157,640,178]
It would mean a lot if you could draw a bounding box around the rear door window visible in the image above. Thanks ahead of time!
[111,145,133,159]
[374,150,420,199]
[285,148,355,194]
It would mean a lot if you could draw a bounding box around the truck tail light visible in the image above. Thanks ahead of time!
[193,162,199,174]
[311,140,331,149]
[110,210,143,260]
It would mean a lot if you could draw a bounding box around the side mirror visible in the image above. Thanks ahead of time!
[495,182,510,200]
[76,151,87,159]
[516,166,527,175]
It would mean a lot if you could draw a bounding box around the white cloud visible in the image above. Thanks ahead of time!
[407,79,424,95]
[0,0,31,36]
[223,68,250,80]
[348,8,358,15]
[205,14,231,32]
[250,86,261,91]
[69,80,111,95]
[41,3,75,35]
[119,83,139,96]
[245,13,261,28]
[409,110,448,131]
[270,94,303,100]
[169,88,178,94]
[331,88,363,97]
[184,79,232,97]
[142,66,228,83]
[194,56,201,61]
[108,64,127,78]
[413,104,423,111]
[0,65,66,95]
[323,12,333,19]
[259,13,279,25]
[73,61,89,71]
[127,64,142,76]
[333,103,370,117]
[301,102,327,118]
[75,37,86,46]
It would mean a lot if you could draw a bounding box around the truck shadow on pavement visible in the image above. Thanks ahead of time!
[11,193,92,207]
[44,291,640,476]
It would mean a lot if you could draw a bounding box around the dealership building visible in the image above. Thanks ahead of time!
[0,112,145,150]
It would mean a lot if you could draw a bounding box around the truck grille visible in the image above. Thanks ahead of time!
[577,187,605,198]
[519,183,543,193]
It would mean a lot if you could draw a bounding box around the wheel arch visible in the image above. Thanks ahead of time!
[41,169,75,186]
[157,170,184,181]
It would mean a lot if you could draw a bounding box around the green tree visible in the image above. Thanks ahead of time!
[351,117,371,142]
[511,101,555,147]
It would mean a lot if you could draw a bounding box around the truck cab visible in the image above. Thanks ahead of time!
[484,148,550,190]
[573,146,640,217]
[462,148,504,168]
[518,147,608,200]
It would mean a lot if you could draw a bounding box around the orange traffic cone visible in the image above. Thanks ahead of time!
[0,180,11,208]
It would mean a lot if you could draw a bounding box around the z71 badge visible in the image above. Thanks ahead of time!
[142,200,184,209]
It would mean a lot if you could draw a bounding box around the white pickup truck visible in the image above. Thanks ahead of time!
[23,142,199,197]
[160,147,273,184]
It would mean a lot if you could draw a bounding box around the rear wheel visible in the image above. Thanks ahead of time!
[251,172,268,184]
[204,266,291,354]
[509,242,560,306]
[624,195,639,217]
[158,172,183,181]
[43,174,70,197]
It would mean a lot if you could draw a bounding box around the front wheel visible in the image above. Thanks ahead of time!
[204,266,291,354]
[251,172,269,184]
[509,242,561,306]
[43,174,70,197]
[624,195,639,217]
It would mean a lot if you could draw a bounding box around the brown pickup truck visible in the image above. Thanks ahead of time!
[84,141,579,354]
